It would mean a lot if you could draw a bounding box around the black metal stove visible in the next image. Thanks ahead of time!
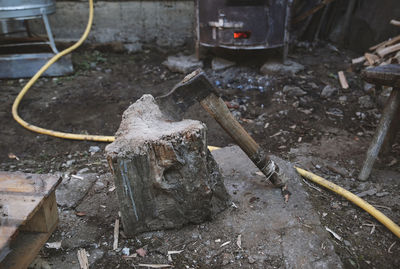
[195,0,292,57]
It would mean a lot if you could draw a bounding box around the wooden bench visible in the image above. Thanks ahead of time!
[358,64,400,181]
[0,171,61,269]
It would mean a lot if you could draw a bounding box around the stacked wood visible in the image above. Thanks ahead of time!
[352,21,400,67]
[105,95,230,236]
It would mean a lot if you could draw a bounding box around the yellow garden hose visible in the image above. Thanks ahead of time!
[10,0,400,241]
[296,167,400,239]
[11,0,114,142]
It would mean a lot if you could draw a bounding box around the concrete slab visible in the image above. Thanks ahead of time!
[40,146,343,268]
[211,146,343,268]
[56,173,98,208]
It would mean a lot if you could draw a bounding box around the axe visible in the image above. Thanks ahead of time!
[156,69,286,187]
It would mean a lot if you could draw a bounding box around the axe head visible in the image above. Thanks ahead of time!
[156,69,218,120]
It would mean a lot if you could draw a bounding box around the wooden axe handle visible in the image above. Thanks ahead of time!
[200,93,284,187]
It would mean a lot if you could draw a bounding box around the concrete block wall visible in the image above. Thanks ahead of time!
[21,1,195,52]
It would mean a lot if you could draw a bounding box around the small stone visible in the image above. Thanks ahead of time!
[364,82,375,92]
[260,60,304,75]
[338,96,347,104]
[308,82,318,89]
[248,256,256,264]
[358,95,375,109]
[320,85,338,98]
[162,54,203,73]
[89,146,101,153]
[122,247,130,256]
[77,167,90,174]
[375,192,389,197]
[222,253,233,265]
[66,159,76,167]
[211,57,235,71]
[356,188,377,198]
[282,85,307,97]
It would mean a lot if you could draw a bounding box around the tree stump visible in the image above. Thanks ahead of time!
[105,95,229,236]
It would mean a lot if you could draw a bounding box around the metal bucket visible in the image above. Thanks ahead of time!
[0,0,56,20]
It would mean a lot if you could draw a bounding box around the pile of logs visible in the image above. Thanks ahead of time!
[352,19,400,67]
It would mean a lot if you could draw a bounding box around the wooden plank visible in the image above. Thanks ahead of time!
[0,194,42,226]
[0,220,58,269]
[0,171,61,195]
[0,172,61,255]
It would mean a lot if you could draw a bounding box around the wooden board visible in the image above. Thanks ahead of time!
[0,171,61,268]
[0,220,58,269]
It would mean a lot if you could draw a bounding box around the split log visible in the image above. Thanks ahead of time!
[352,56,366,65]
[105,95,229,236]
[370,35,400,52]
[377,43,400,58]
[390,19,400,27]
[364,53,379,66]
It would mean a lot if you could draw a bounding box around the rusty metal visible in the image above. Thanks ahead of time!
[196,0,288,50]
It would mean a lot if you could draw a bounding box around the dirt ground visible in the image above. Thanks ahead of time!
[0,42,399,268]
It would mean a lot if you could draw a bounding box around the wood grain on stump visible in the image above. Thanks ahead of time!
[105,95,229,236]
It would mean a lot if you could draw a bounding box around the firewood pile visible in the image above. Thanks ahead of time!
[352,20,400,67]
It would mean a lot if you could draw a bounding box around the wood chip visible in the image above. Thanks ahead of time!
[137,264,173,268]
[108,186,116,192]
[388,241,396,253]
[136,248,147,257]
[7,153,19,160]
[338,71,349,89]
[167,250,183,255]
[76,211,87,217]
[236,234,242,249]
[220,241,231,248]
[77,249,89,269]
[123,253,138,259]
[71,175,84,180]
[46,241,62,249]
[325,227,343,241]
[113,219,119,250]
